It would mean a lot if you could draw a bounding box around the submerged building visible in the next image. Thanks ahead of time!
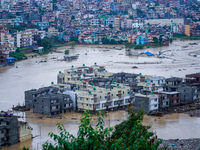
[25,87,73,116]
[0,112,32,149]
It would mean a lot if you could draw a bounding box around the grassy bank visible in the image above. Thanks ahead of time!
[173,34,200,40]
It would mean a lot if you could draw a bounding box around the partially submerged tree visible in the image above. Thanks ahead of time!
[42,109,162,150]
[68,41,76,49]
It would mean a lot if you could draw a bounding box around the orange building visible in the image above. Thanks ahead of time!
[185,25,190,36]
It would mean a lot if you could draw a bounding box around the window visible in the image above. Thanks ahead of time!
[154,99,157,102]
[116,94,118,97]
[127,91,130,95]
[80,97,83,101]
[114,101,118,105]
[69,103,70,106]
[86,104,88,106]
[125,99,129,103]
[100,96,102,99]
[91,98,94,101]
[111,94,113,96]
[89,104,92,108]
[102,103,106,108]
[123,91,124,94]
[105,96,107,99]
[86,98,88,101]
[154,104,157,107]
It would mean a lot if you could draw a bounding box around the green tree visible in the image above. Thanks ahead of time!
[110,39,117,44]
[134,44,144,49]
[38,38,53,52]
[109,24,113,29]
[16,48,20,53]
[9,52,27,61]
[68,41,76,49]
[125,42,133,48]
[153,37,158,45]
[71,15,75,20]
[102,37,110,44]
[42,109,161,150]
[110,109,161,149]
[65,49,69,54]
[53,3,58,10]
[43,110,113,150]
[70,36,78,42]
[129,15,134,20]
[159,35,163,45]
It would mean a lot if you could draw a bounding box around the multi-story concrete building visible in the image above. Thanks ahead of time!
[0,19,15,26]
[33,93,73,116]
[17,29,33,48]
[77,83,134,112]
[163,77,182,92]
[114,17,120,30]
[132,18,145,29]
[105,17,115,27]
[91,19,99,27]
[35,22,50,30]
[178,85,199,102]
[58,64,113,84]
[121,19,132,29]
[161,91,180,107]
[0,42,10,64]
[48,27,58,36]
[112,72,138,84]
[186,73,200,85]
[137,82,163,93]
[150,76,165,85]
[25,87,74,115]
[133,94,159,114]
[0,112,18,148]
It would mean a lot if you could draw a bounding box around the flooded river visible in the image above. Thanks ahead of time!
[1,40,200,149]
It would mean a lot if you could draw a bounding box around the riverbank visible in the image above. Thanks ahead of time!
[159,138,200,150]
[149,101,200,117]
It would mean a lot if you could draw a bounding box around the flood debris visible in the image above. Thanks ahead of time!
[159,138,200,150]
[132,66,138,69]
[13,105,30,111]
[64,55,79,61]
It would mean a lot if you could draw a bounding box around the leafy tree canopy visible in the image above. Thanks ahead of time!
[42,109,162,150]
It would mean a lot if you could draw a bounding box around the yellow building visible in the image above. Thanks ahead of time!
[76,83,134,112]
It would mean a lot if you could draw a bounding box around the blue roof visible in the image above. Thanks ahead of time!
[6,57,15,60]
[144,51,154,56]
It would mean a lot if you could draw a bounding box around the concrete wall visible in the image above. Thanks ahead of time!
[19,122,32,142]
[178,86,199,102]
[133,96,150,114]
[33,93,73,116]
[0,115,18,148]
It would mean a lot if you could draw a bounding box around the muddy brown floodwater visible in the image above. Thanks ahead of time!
[1,41,200,149]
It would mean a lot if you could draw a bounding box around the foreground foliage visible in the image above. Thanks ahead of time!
[9,51,27,61]
[42,109,162,150]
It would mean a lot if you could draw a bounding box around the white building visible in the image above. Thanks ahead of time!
[91,19,99,27]
[17,30,33,48]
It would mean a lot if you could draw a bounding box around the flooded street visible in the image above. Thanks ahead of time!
[1,40,200,149]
